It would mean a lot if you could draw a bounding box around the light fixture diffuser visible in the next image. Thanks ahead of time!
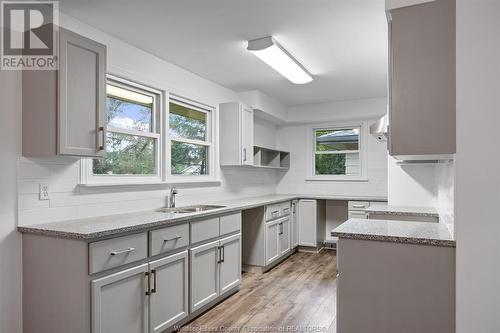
[247,36,313,84]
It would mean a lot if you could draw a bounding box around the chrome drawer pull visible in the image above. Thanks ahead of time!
[352,205,366,208]
[163,235,182,242]
[110,247,135,256]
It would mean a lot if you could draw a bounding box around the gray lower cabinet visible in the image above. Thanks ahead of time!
[91,264,149,333]
[22,212,242,333]
[190,233,242,312]
[297,199,326,249]
[190,239,221,312]
[149,251,189,333]
[279,218,290,256]
[336,238,455,333]
[22,28,107,158]
[219,234,242,295]
[265,220,281,265]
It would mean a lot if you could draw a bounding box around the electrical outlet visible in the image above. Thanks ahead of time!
[39,183,50,200]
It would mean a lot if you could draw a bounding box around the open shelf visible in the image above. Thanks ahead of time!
[253,146,290,169]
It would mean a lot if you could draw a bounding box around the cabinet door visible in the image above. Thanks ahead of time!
[389,0,455,156]
[91,263,148,333]
[292,202,299,247]
[279,218,291,256]
[265,220,280,265]
[58,28,106,157]
[219,234,241,296]
[149,251,188,333]
[190,239,220,312]
[298,200,317,247]
[241,105,254,165]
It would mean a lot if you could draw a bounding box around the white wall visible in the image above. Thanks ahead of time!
[456,0,500,331]
[387,157,439,206]
[17,14,280,226]
[0,67,23,332]
[276,98,388,198]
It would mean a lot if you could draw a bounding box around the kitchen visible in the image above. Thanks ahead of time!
[0,0,499,333]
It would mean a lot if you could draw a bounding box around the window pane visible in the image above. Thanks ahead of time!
[171,141,208,175]
[316,128,359,152]
[315,152,360,176]
[93,132,156,175]
[106,83,154,132]
[169,102,207,141]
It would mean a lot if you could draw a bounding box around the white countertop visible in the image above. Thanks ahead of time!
[331,218,455,247]
[18,193,387,240]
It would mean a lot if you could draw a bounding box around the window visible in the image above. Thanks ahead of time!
[169,98,212,176]
[86,76,162,184]
[308,124,367,181]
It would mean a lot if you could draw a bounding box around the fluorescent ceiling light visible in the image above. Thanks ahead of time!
[247,36,313,84]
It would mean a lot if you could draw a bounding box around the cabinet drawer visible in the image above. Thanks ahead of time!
[89,233,147,274]
[280,201,291,216]
[348,201,370,211]
[265,204,281,221]
[220,212,241,236]
[348,211,368,219]
[191,217,220,244]
[150,223,189,257]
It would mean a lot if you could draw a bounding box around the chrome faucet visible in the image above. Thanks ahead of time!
[168,187,178,208]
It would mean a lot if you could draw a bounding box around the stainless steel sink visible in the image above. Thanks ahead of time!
[157,205,226,214]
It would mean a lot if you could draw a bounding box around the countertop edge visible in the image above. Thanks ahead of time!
[331,231,456,248]
[18,194,388,241]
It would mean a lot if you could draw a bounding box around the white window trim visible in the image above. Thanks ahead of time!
[81,75,165,185]
[167,94,217,182]
[306,121,369,182]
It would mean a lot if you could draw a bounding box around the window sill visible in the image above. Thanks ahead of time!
[305,177,369,182]
[78,179,222,188]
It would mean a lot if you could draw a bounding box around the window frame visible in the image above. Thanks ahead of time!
[306,122,368,182]
[81,75,165,185]
[167,94,215,181]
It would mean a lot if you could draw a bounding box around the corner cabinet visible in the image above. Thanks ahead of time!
[23,28,107,158]
[387,0,455,159]
[219,102,254,166]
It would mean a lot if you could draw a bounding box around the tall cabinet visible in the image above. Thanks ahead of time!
[219,102,254,166]
[387,0,455,159]
[23,28,107,158]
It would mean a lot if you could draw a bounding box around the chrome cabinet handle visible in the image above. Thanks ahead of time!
[163,235,182,242]
[151,269,157,294]
[217,246,222,264]
[98,126,105,151]
[279,223,283,235]
[243,148,247,162]
[110,247,135,256]
[352,204,365,208]
[145,272,151,296]
[221,245,225,263]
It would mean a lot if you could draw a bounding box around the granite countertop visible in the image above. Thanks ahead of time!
[331,218,455,247]
[18,193,387,240]
[366,204,439,217]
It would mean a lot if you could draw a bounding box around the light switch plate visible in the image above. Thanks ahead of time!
[39,183,50,200]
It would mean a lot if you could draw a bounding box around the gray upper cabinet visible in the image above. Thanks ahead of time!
[23,28,107,158]
[91,263,149,333]
[219,102,254,166]
[388,0,455,159]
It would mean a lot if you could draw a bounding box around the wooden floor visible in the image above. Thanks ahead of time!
[180,250,337,333]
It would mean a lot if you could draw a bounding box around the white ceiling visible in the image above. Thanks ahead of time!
[58,0,388,106]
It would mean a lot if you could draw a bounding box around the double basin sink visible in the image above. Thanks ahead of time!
[157,204,226,214]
